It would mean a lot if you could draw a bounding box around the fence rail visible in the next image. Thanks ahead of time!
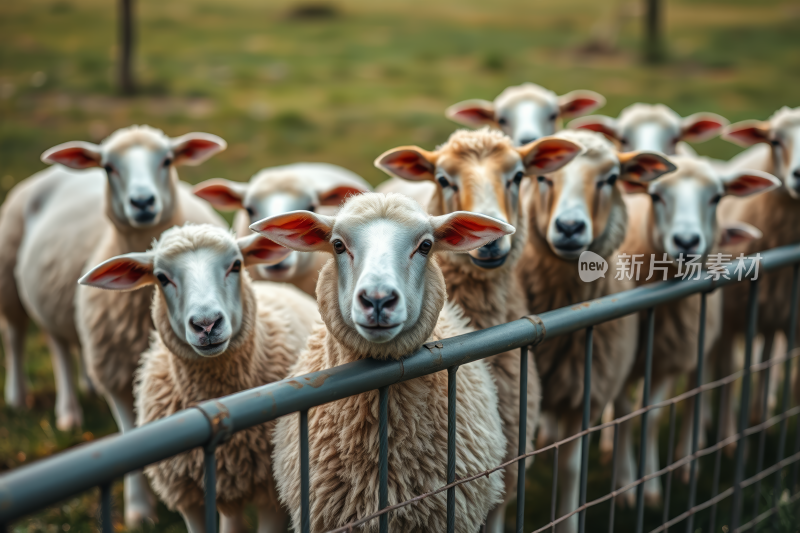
[2,243,800,533]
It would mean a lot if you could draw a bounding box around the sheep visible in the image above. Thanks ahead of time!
[252,192,511,533]
[11,125,227,526]
[446,82,606,147]
[614,156,778,506]
[517,129,675,533]
[193,163,371,296]
[714,106,800,448]
[569,102,728,156]
[78,224,319,533]
[373,128,583,533]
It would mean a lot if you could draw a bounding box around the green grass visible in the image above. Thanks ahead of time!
[1,0,800,531]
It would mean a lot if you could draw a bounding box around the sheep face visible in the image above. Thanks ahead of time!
[570,103,728,155]
[446,83,605,147]
[79,225,289,358]
[194,173,366,282]
[724,107,800,198]
[250,193,513,345]
[41,126,226,228]
[626,157,779,260]
[375,129,582,270]
[531,130,675,260]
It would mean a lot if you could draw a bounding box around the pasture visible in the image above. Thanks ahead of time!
[1,0,799,531]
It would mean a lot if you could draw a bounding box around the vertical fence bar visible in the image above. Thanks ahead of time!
[100,482,112,533]
[792,413,800,494]
[379,386,389,533]
[447,366,458,533]
[517,346,529,533]
[686,293,707,533]
[578,326,594,533]
[773,264,800,530]
[731,279,760,531]
[708,369,727,533]
[551,446,559,533]
[204,446,217,533]
[608,423,620,533]
[636,308,656,533]
[752,338,773,522]
[300,409,310,533]
[662,403,677,530]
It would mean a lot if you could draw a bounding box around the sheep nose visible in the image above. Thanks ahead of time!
[519,137,538,146]
[555,218,586,237]
[189,314,223,335]
[673,233,701,251]
[130,195,156,210]
[358,289,399,317]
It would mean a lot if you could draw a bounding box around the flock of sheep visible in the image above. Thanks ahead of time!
[1,81,798,533]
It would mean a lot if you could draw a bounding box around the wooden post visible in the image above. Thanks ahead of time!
[643,0,663,63]
[118,0,135,94]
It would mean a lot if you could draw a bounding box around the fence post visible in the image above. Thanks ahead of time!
[636,308,656,533]
[300,410,310,533]
[578,326,593,533]
[517,346,528,533]
[379,386,389,533]
[686,293,707,533]
[100,483,112,533]
[447,366,458,533]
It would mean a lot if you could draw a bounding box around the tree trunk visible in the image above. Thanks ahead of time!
[118,0,135,95]
[643,0,664,64]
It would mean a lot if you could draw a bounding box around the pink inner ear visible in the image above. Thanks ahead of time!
[382,151,432,178]
[620,181,649,194]
[685,120,723,137]
[726,175,771,196]
[265,215,328,246]
[246,240,287,259]
[318,186,365,207]
[727,127,770,146]
[88,260,149,288]
[194,184,243,208]
[180,139,218,158]
[562,98,599,116]
[439,217,499,247]
[453,107,494,123]
[47,147,100,169]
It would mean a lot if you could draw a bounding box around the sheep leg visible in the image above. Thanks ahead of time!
[256,504,288,533]
[613,387,637,508]
[484,502,506,533]
[105,386,157,527]
[642,377,670,508]
[2,315,28,409]
[179,503,207,533]
[45,334,83,431]
[76,349,97,397]
[537,412,558,449]
[556,413,584,533]
[220,511,248,533]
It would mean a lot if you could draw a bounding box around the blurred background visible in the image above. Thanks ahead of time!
[1,0,799,531]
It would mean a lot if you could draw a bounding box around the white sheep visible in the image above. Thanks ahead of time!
[374,128,583,532]
[252,192,510,533]
[7,125,227,526]
[569,102,728,156]
[615,156,778,505]
[517,129,675,533]
[715,106,800,448]
[79,224,319,533]
[193,163,371,296]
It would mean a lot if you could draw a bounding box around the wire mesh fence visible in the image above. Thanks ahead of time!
[1,245,799,533]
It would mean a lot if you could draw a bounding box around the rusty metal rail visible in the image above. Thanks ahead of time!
[1,244,800,533]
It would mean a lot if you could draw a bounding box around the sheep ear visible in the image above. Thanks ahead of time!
[78,253,155,291]
[719,223,762,247]
[722,170,780,197]
[171,133,227,166]
[519,137,583,174]
[681,113,728,143]
[193,178,248,210]
[558,90,606,119]
[41,141,103,169]
[374,146,437,182]
[620,181,651,194]
[445,99,497,128]
[250,211,335,253]
[431,211,515,253]
[619,151,676,183]
[567,115,619,142]
[723,120,771,147]
[237,234,292,267]
[317,185,367,207]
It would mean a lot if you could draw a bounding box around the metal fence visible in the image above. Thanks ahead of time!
[2,244,800,533]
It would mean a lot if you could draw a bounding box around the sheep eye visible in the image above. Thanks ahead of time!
[650,192,662,203]
[770,139,781,147]
[607,173,618,186]
[156,273,170,287]
[230,260,241,273]
[162,157,172,167]
[498,117,507,126]
[549,113,558,121]
[511,171,524,186]
[418,239,433,256]
[437,176,458,191]
[537,175,550,186]
[245,206,255,218]
[620,138,630,146]
[332,239,346,254]
[104,164,114,174]
[710,194,722,205]
[307,205,316,213]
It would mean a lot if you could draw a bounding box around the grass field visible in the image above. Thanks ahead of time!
[1,0,800,531]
